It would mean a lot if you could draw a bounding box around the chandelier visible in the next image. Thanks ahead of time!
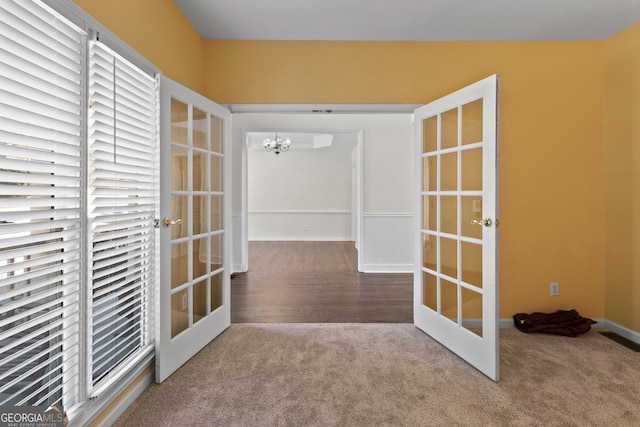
[262,133,291,156]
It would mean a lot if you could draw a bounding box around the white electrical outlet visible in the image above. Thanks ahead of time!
[182,293,188,310]
[550,282,559,296]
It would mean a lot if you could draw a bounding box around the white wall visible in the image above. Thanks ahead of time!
[248,149,352,240]
[232,113,415,273]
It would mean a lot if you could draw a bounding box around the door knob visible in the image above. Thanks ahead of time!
[163,217,182,227]
[471,218,492,227]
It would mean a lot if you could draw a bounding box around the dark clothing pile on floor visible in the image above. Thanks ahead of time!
[513,309,596,337]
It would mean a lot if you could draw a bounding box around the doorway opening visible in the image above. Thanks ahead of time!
[231,109,416,323]
[242,128,363,272]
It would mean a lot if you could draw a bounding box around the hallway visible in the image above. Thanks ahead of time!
[231,241,413,323]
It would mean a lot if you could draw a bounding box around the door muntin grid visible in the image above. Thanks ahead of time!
[421,99,485,337]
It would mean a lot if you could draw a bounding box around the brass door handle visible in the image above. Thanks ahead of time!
[471,218,492,227]
[163,217,182,227]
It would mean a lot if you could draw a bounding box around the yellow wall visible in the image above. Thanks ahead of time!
[604,22,640,332]
[205,40,606,319]
[71,1,622,322]
[73,0,206,93]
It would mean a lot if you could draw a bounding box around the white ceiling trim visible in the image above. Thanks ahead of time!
[229,104,422,114]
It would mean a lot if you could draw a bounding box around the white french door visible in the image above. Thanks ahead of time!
[414,75,500,381]
[156,76,231,382]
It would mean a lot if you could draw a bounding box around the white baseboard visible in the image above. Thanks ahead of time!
[248,237,352,242]
[95,367,154,427]
[362,264,413,273]
[598,319,640,344]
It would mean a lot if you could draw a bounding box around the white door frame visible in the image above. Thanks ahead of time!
[233,104,420,274]
[240,127,364,272]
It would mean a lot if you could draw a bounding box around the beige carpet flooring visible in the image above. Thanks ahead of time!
[114,324,639,427]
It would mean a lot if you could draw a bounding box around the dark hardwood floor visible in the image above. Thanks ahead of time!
[231,241,413,323]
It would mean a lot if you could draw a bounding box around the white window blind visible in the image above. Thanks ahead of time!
[0,0,83,408]
[87,41,158,392]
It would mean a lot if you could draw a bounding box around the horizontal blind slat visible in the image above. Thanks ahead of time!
[0,156,79,176]
[91,178,156,192]
[90,150,154,169]
[90,163,156,181]
[91,203,156,217]
[91,241,149,264]
[0,196,80,210]
[92,256,150,286]
[0,247,80,277]
[0,130,80,156]
[90,211,154,226]
[90,161,156,178]
[90,140,154,160]
[0,236,81,262]
[0,208,79,224]
[92,124,155,148]
[0,217,79,235]
[0,144,80,168]
[92,217,154,234]
[0,184,80,198]
[0,116,80,146]
[0,265,81,302]
[0,227,81,250]
[90,170,155,184]
[88,127,155,153]
[90,187,155,199]
[91,227,153,247]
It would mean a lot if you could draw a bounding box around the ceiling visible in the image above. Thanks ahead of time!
[247,131,359,152]
[174,0,640,41]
